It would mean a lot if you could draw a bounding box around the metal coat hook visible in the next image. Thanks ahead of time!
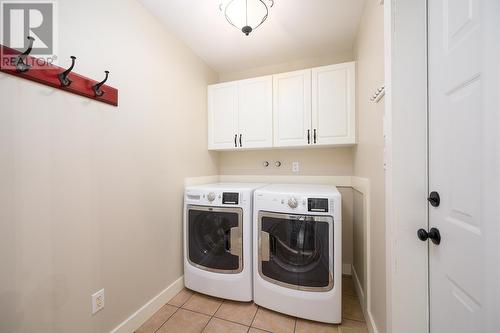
[58,56,76,87]
[15,36,35,72]
[92,71,109,97]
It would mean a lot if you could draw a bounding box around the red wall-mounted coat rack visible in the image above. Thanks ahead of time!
[0,42,118,106]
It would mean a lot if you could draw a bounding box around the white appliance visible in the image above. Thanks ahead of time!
[184,183,265,301]
[253,184,342,323]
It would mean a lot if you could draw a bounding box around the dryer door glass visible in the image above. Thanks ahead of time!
[188,206,243,273]
[259,212,333,291]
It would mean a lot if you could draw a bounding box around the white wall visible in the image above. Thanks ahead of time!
[352,0,386,332]
[0,1,218,332]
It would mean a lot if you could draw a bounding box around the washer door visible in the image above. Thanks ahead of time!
[258,211,333,291]
[187,205,243,273]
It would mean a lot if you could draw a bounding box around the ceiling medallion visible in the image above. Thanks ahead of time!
[219,0,274,36]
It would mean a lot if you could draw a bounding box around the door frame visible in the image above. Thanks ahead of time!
[384,1,429,333]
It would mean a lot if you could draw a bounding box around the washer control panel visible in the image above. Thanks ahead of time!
[256,193,333,215]
[186,190,244,206]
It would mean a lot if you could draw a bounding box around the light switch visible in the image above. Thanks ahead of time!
[292,162,300,173]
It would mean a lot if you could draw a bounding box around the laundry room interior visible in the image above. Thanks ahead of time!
[2,0,498,333]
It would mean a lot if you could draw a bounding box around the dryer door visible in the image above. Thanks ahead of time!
[258,211,333,291]
[187,205,243,273]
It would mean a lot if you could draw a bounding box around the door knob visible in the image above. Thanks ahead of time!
[428,191,440,207]
[417,227,441,245]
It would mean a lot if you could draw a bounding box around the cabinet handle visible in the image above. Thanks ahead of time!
[239,134,242,147]
[313,129,317,144]
[307,130,311,144]
[234,134,237,148]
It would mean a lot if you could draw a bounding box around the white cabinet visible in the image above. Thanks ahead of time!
[208,82,238,150]
[312,62,356,145]
[207,62,356,150]
[238,76,273,148]
[208,76,273,150]
[273,70,312,147]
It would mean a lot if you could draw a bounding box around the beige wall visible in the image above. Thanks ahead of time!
[0,1,218,332]
[218,52,353,82]
[219,148,353,176]
[353,0,386,332]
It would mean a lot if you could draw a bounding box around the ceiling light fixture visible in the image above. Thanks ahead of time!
[219,0,274,36]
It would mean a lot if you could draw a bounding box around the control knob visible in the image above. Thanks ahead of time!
[207,192,216,202]
[288,197,298,209]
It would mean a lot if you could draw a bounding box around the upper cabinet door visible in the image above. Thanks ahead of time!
[273,70,312,147]
[208,82,238,150]
[312,62,356,145]
[237,76,273,149]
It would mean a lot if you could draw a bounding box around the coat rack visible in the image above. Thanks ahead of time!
[370,85,385,103]
[0,37,118,106]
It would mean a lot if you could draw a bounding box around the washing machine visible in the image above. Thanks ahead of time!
[253,184,342,323]
[184,183,265,301]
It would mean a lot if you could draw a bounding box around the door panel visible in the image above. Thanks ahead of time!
[238,76,273,148]
[312,63,356,145]
[273,70,312,147]
[208,83,238,150]
[258,212,333,291]
[187,206,243,273]
[428,0,499,332]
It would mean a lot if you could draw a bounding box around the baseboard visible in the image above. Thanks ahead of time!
[351,265,365,305]
[352,265,379,333]
[342,263,352,275]
[110,276,184,333]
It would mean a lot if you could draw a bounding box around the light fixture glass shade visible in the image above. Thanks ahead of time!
[220,0,274,36]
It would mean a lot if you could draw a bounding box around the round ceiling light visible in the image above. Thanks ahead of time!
[220,0,274,36]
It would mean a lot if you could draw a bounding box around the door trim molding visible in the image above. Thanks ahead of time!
[385,1,429,333]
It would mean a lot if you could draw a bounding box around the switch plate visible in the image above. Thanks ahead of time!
[92,289,105,314]
[292,161,300,173]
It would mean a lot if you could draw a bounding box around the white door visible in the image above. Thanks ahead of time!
[238,76,273,149]
[273,69,312,147]
[312,62,356,145]
[428,0,500,332]
[208,82,238,150]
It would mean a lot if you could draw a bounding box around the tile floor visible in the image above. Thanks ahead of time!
[135,276,368,333]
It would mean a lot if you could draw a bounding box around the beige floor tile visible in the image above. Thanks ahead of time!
[295,318,340,333]
[339,319,369,333]
[182,293,223,316]
[214,300,258,326]
[135,304,177,333]
[202,317,248,333]
[342,276,356,297]
[157,309,210,333]
[342,295,365,322]
[168,288,194,307]
[251,307,296,333]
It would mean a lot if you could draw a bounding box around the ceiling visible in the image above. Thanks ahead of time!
[138,0,366,74]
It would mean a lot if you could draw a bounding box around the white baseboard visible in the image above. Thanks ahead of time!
[342,263,352,275]
[351,265,365,307]
[352,265,378,333]
[110,276,184,333]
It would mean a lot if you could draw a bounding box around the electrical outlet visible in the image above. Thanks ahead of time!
[292,161,300,173]
[92,289,105,314]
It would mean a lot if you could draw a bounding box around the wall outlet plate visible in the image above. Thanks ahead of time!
[292,161,300,173]
[92,289,105,314]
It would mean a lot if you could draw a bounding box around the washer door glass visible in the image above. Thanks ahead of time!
[259,212,333,290]
[188,206,243,273]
